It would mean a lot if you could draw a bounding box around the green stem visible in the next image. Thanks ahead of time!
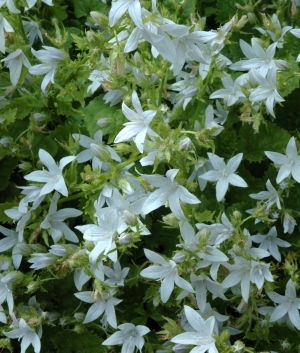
[57,191,86,204]
[58,155,143,204]
[158,63,169,104]
[116,154,143,171]
[17,14,28,43]
[15,128,30,144]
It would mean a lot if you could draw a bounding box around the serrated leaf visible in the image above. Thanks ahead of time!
[278,55,299,98]
[0,156,17,192]
[73,0,107,19]
[53,330,106,353]
[0,202,17,223]
[217,0,242,23]
[83,94,123,137]
[276,88,300,131]
[215,129,237,159]
[55,100,84,117]
[238,122,290,162]
[31,133,58,157]
[194,210,215,223]
[1,108,17,125]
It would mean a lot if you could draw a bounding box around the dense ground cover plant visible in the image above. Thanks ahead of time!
[1,0,300,352]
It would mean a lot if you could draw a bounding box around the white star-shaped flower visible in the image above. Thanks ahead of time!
[141,169,200,221]
[265,137,300,183]
[109,0,143,29]
[114,91,157,153]
[1,49,31,86]
[102,323,150,353]
[140,249,194,303]
[249,179,281,210]
[3,318,41,353]
[24,149,75,197]
[29,46,66,95]
[200,153,247,202]
[267,279,300,330]
[171,306,218,353]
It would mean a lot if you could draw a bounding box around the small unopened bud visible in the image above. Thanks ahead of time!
[74,312,85,323]
[90,143,110,161]
[292,0,299,18]
[232,341,245,352]
[26,281,40,293]
[18,161,32,171]
[86,30,97,42]
[235,15,248,29]
[97,118,110,128]
[179,137,193,150]
[119,233,132,244]
[90,11,109,27]
[34,113,46,121]
[162,213,179,228]
[0,137,10,147]
[119,179,134,194]
[247,12,258,24]
[123,210,137,225]
[84,240,94,251]
[172,252,185,263]
[231,243,242,255]
[230,14,239,27]
[232,210,242,221]
[235,3,251,10]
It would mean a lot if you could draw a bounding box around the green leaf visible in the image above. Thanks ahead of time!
[0,156,17,192]
[83,94,123,138]
[73,0,107,19]
[276,88,300,131]
[238,122,291,162]
[217,0,241,23]
[215,129,237,159]
[55,99,84,117]
[0,202,17,223]
[53,330,106,353]
[0,338,13,353]
[278,55,299,98]
[31,133,58,157]
[194,210,215,223]
[1,108,17,125]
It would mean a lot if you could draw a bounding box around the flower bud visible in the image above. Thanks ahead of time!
[90,11,109,27]
[84,240,94,251]
[172,252,185,263]
[119,233,132,244]
[179,137,193,150]
[86,31,97,42]
[162,213,179,228]
[33,113,46,121]
[123,210,137,226]
[18,161,32,171]
[90,143,110,161]
[0,137,10,147]
[26,281,40,294]
[97,118,110,128]
[74,312,85,323]
[232,210,242,223]
[118,179,134,194]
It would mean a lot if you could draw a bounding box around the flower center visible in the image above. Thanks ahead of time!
[129,329,137,337]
